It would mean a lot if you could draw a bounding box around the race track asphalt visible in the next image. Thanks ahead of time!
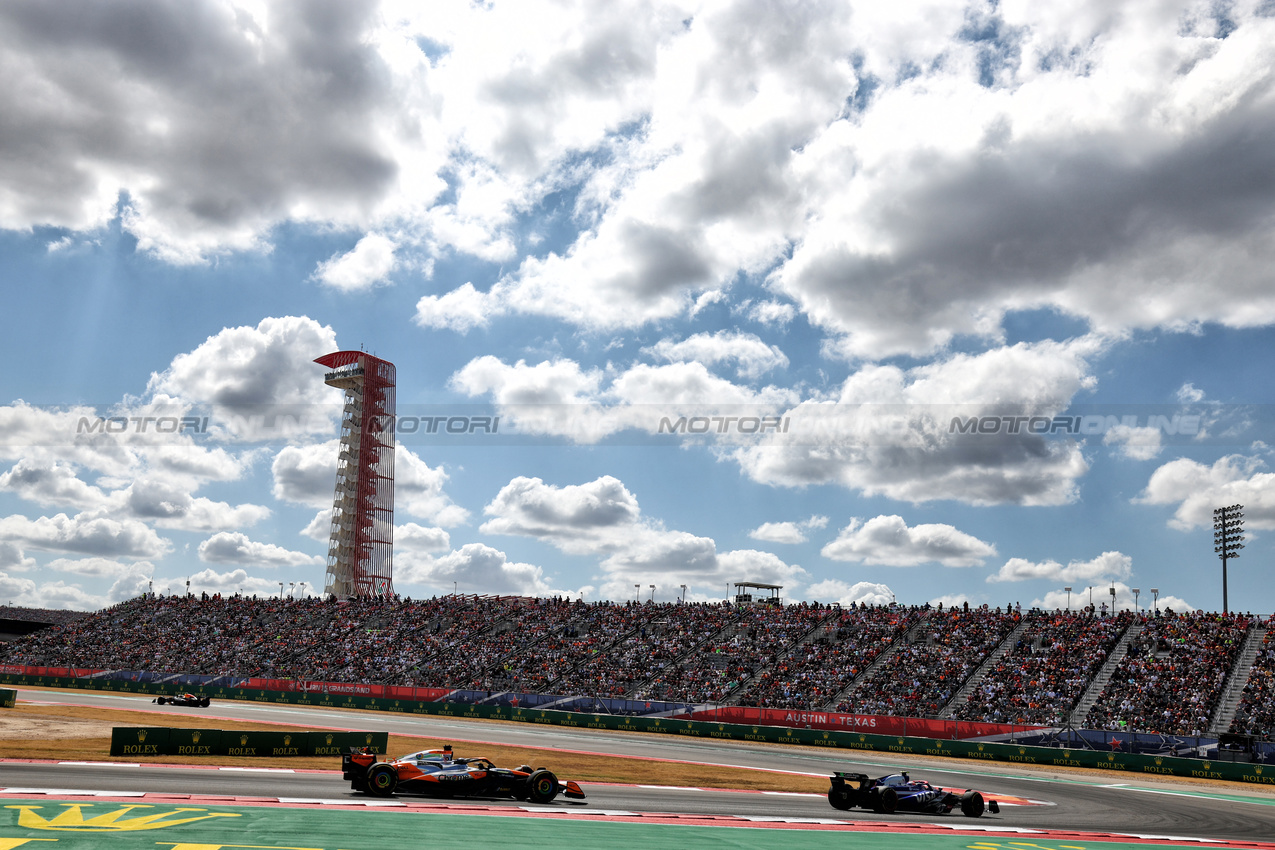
[10,687,1275,844]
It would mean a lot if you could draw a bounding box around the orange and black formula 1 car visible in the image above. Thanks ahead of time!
[343,744,586,803]
[828,771,999,817]
[153,692,211,707]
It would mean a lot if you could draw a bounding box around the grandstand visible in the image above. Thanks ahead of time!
[1,594,1270,742]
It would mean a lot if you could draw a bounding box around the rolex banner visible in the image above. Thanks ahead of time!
[0,688,14,708]
[110,727,387,757]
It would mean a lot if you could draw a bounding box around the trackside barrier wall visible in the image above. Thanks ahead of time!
[109,728,388,757]
[0,688,14,708]
[17,672,1274,785]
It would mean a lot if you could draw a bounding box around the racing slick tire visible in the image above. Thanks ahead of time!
[155,697,167,705]
[869,786,898,814]
[959,790,985,818]
[828,784,853,810]
[527,769,559,804]
[199,697,210,707]
[366,764,399,797]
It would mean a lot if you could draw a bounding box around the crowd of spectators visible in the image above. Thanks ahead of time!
[1229,631,1275,737]
[550,603,738,698]
[0,605,92,626]
[1086,611,1253,736]
[5,594,1273,737]
[737,605,923,710]
[839,607,1021,718]
[954,611,1132,726]
[632,603,832,703]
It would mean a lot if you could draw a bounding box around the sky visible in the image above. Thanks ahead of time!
[1,0,1274,613]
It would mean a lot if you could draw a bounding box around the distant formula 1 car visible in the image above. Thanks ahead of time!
[152,692,210,707]
[828,771,999,817]
[343,744,586,803]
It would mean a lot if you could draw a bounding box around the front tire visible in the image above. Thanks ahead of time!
[156,697,167,705]
[960,790,985,818]
[527,769,559,803]
[366,764,398,797]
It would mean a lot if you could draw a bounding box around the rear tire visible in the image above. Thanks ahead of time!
[960,790,985,818]
[870,786,898,814]
[200,697,210,707]
[527,769,559,804]
[366,764,398,797]
[828,784,853,810]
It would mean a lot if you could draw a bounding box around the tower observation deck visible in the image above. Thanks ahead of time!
[314,351,396,600]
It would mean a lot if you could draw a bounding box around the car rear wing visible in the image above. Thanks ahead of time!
[342,747,380,781]
[830,771,870,791]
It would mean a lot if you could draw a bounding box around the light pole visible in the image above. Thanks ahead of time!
[1151,588,1159,613]
[1064,586,1072,611]
[649,584,655,602]
[289,581,295,599]
[1108,585,1116,615]
[634,584,640,602]
[453,581,457,595]
[1132,587,1140,612]
[680,584,687,603]
[1088,586,1093,610]
[1214,504,1245,614]
[186,579,190,597]
[279,582,284,599]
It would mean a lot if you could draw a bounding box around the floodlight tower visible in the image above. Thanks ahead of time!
[315,351,396,600]
[1213,504,1244,614]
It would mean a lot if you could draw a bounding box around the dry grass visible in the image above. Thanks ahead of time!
[0,702,829,792]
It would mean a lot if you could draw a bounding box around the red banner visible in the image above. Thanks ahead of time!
[679,706,1046,740]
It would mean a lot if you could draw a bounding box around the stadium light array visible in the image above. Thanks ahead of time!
[1213,504,1244,614]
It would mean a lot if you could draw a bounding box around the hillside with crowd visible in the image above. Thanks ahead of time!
[2,594,1271,738]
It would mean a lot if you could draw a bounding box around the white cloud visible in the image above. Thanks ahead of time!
[415,282,499,332]
[450,354,796,443]
[1176,383,1206,404]
[396,446,470,526]
[396,522,451,554]
[1138,453,1275,531]
[1032,582,1193,614]
[146,316,341,437]
[0,0,1272,352]
[0,542,35,573]
[272,441,341,508]
[0,459,111,511]
[822,515,996,567]
[0,512,170,559]
[747,300,797,327]
[184,568,294,598]
[301,509,332,542]
[44,557,155,579]
[481,474,806,600]
[1103,425,1162,461]
[197,531,323,568]
[312,233,398,291]
[643,330,789,379]
[748,514,828,545]
[988,550,1133,584]
[805,579,895,607]
[733,339,1098,505]
[397,542,564,597]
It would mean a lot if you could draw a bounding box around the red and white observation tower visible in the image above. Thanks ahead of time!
[314,351,396,600]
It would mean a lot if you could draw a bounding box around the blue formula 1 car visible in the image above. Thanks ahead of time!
[827,771,999,817]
